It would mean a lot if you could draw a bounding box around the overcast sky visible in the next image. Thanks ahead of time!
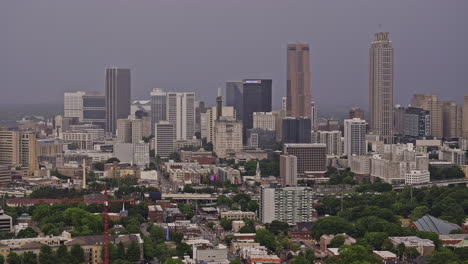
[1,0,467,113]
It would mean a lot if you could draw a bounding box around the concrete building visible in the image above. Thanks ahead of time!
[442,101,462,138]
[213,117,243,159]
[286,43,311,118]
[150,88,168,135]
[225,81,243,120]
[260,186,313,224]
[64,91,85,120]
[0,129,38,175]
[105,67,131,134]
[280,154,297,186]
[349,107,364,120]
[411,94,443,137]
[439,147,466,166]
[116,117,143,143]
[282,117,312,144]
[246,128,276,149]
[131,100,151,116]
[253,112,276,130]
[220,211,256,221]
[369,32,394,144]
[205,106,236,143]
[0,166,11,185]
[394,105,406,135]
[167,92,195,140]
[0,210,12,233]
[344,118,367,156]
[389,237,435,256]
[405,170,430,185]
[315,131,342,156]
[403,107,431,137]
[242,79,272,132]
[284,143,326,176]
[463,95,468,139]
[311,101,318,130]
[155,121,175,158]
[82,92,106,129]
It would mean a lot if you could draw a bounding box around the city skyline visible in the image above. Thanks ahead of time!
[2,0,467,110]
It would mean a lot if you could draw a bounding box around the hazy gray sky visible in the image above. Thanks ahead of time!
[2,0,467,113]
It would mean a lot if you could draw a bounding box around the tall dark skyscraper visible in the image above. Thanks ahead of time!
[150,88,167,135]
[225,81,243,120]
[282,117,312,144]
[242,79,272,131]
[105,67,131,134]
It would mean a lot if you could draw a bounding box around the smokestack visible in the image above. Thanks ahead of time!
[216,88,222,120]
[82,158,86,189]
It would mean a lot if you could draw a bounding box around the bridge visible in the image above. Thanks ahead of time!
[161,193,218,202]
[393,178,468,190]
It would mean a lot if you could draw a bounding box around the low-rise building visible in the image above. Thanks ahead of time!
[373,251,398,264]
[389,236,435,256]
[220,211,256,221]
[405,170,430,185]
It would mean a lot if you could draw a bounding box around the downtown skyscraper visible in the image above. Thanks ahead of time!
[369,32,394,143]
[242,79,272,130]
[105,67,131,134]
[286,43,311,118]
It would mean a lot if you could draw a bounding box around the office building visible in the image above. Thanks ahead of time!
[280,155,297,186]
[242,79,272,131]
[64,91,85,120]
[463,95,468,139]
[284,143,326,175]
[311,101,318,130]
[116,117,143,144]
[195,100,206,134]
[282,117,312,144]
[205,106,236,143]
[394,106,405,135]
[225,81,243,120]
[167,92,195,140]
[155,121,175,158]
[411,94,443,137]
[369,32,394,143]
[0,165,11,185]
[0,129,38,175]
[260,186,313,224]
[105,67,131,134]
[344,118,367,156]
[316,119,340,132]
[315,131,342,156]
[82,92,106,129]
[0,210,13,233]
[282,97,287,113]
[439,147,466,166]
[442,101,462,138]
[403,107,431,137]
[286,43,312,118]
[150,88,168,135]
[213,117,243,159]
[349,107,365,120]
[246,128,276,149]
[253,112,276,130]
[405,170,430,185]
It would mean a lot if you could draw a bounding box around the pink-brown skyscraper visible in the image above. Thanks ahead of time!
[286,43,312,118]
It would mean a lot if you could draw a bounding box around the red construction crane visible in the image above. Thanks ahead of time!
[6,188,135,264]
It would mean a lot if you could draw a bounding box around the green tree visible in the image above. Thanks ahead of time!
[8,252,21,264]
[70,244,85,264]
[21,252,37,264]
[106,157,120,163]
[164,258,184,264]
[142,236,155,259]
[16,227,38,238]
[290,256,308,264]
[168,152,181,162]
[175,243,192,258]
[303,249,315,263]
[267,220,290,235]
[363,232,389,250]
[311,216,355,240]
[229,258,242,264]
[330,235,346,248]
[154,243,170,263]
[0,255,4,264]
[149,225,167,243]
[125,241,141,261]
[220,219,233,231]
[93,162,104,171]
[55,245,69,264]
[338,245,379,264]
[116,242,126,260]
[425,247,460,264]
[171,232,184,244]
[39,245,55,264]
[416,231,442,249]
[254,229,277,251]
[411,206,429,220]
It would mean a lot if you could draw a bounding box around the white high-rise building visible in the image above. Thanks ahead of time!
[344,118,367,156]
[214,117,243,158]
[253,112,276,130]
[167,92,195,140]
[259,186,313,224]
[315,130,342,156]
[64,91,85,120]
[205,106,236,143]
[280,155,297,186]
[369,32,394,143]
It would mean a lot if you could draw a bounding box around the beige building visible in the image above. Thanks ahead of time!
[0,129,38,175]
[253,112,276,130]
[369,32,394,144]
[220,211,256,220]
[411,94,443,137]
[286,43,312,118]
[205,106,236,143]
[463,95,468,138]
[280,154,297,186]
[442,101,462,138]
[117,117,143,143]
[213,117,243,158]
